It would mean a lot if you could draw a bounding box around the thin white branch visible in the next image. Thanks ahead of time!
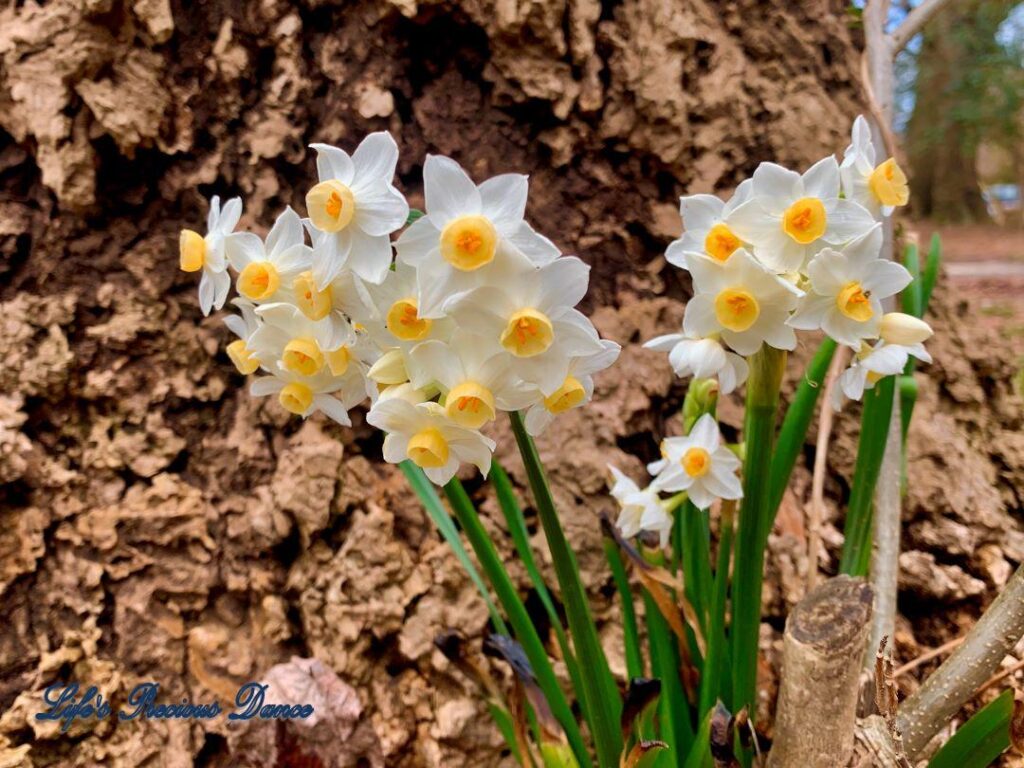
[806,347,848,593]
[897,563,1024,757]
[890,0,958,53]
[868,391,903,669]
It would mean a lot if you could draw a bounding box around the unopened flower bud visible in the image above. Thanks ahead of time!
[683,377,719,434]
[539,742,579,768]
[368,349,408,385]
[880,312,933,345]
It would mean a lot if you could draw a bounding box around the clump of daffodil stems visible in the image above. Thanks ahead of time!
[614,113,937,762]
[182,115,939,768]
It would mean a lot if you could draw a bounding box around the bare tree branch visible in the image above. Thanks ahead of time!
[806,347,847,593]
[897,563,1024,757]
[868,393,903,668]
[890,0,958,53]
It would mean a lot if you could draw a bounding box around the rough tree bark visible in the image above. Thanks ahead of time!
[767,576,874,768]
[1,2,1023,768]
[0,2,872,766]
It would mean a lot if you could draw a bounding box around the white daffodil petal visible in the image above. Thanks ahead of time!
[479,174,528,234]
[347,228,394,285]
[351,132,400,190]
[311,143,355,185]
[353,181,410,237]
[424,154,481,225]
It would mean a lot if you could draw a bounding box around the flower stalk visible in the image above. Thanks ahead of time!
[510,411,623,768]
[730,345,786,720]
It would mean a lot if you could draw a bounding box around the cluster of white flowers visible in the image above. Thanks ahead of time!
[612,115,932,544]
[180,133,619,485]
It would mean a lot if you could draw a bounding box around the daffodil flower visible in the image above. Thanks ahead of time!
[522,340,621,436]
[395,154,558,318]
[288,258,375,352]
[367,399,495,486]
[409,330,534,429]
[249,302,374,384]
[832,337,932,411]
[249,361,374,426]
[682,249,802,356]
[727,158,876,273]
[223,298,263,375]
[445,256,606,394]
[227,207,312,304]
[841,116,910,219]
[643,330,748,395]
[666,180,752,269]
[787,225,912,347]
[649,414,742,510]
[306,132,409,288]
[362,261,454,350]
[608,466,673,548]
[179,195,243,315]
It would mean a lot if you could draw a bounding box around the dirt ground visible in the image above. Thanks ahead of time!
[1,1,1023,767]
[910,221,1024,369]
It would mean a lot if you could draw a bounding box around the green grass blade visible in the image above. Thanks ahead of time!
[491,462,568,641]
[402,462,508,634]
[679,503,713,639]
[700,501,735,716]
[681,704,716,768]
[731,347,786,721]
[902,241,923,318]
[928,690,1013,768]
[488,702,527,766]
[839,375,896,576]
[643,586,694,765]
[491,460,590,730]
[921,233,942,314]
[442,478,589,765]
[605,539,644,681]
[510,411,623,768]
[767,337,837,528]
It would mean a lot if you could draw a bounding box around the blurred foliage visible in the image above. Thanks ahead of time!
[901,0,1024,221]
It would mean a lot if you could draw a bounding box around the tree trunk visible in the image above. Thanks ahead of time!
[0,2,1019,767]
[767,576,874,768]
[905,0,1017,222]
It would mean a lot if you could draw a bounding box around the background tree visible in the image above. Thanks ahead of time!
[904,0,1024,221]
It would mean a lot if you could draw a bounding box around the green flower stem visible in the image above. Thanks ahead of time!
[604,540,644,681]
[643,586,692,765]
[699,499,735,717]
[730,346,786,720]
[839,375,896,576]
[766,336,837,529]
[678,502,713,639]
[442,477,589,765]
[491,461,589,725]
[510,411,623,768]
[402,462,508,634]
